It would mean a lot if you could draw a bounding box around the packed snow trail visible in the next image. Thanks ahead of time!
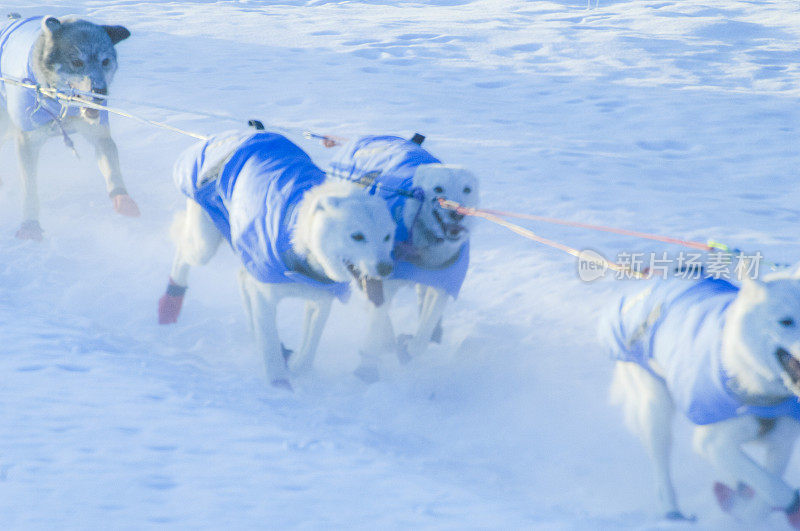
[1,0,799,528]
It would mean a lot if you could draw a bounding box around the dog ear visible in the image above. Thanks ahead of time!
[41,16,61,34]
[316,196,344,212]
[740,276,767,299]
[102,25,131,45]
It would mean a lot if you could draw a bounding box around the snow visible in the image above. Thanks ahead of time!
[1,0,799,528]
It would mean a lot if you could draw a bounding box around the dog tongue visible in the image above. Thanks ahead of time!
[361,278,384,306]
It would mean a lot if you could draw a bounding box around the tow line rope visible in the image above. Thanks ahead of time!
[439,199,647,278]
[0,74,342,145]
[0,75,786,275]
[458,205,714,252]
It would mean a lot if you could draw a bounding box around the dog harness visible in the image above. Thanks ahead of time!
[174,130,350,301]
[0,16,108,131]
[601,277,800,425]
[328,135,469,298]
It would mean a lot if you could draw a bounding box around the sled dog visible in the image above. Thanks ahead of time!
[329,135,479,382]
[603,274,800,527]
[0,14,136,240]
[158,131,396,390]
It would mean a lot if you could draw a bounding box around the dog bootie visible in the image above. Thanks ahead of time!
[714,481,774,522]
[714,482,755,512]
[785,491,800,529]
[15,220,43,241]
[111,190,141,217]
[158,280,186,324]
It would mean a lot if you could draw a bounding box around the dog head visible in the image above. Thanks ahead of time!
[32,16,130,121]
[294,181,396,284]
[726,274,800,398]
[406,164,479,247]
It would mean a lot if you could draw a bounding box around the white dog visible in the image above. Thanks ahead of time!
[329,135,479,382]
[0,14,138,240]
[603,274,800,527]
[158,131,396,390]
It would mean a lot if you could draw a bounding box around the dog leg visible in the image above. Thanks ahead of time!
[288,296,332,375]
[416,284,443,343]
[612,362,685,519]
[0,107,9,186]
[762,417,800,476]
[14,131,45,240]
[84,125,139,217]
[695,416,798,516]
[158,199,222,324]
[402,285,449,359]
[357,289,398,383]
[238,271,290,390]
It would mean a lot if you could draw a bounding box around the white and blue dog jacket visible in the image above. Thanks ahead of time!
[601,277,800,425]
[329,135,469,299]
[0,16,108,131]
[174,130,350,301]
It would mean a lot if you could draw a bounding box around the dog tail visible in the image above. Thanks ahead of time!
[169,209,187,244]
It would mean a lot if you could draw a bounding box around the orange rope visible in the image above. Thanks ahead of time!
[439,200,646,279]
[458,204,712,251]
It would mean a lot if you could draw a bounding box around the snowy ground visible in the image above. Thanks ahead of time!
[1,0,799,528]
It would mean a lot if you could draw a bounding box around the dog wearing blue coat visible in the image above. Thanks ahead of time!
[159,131,396,390]
[329,135,479,382]
[0,14,136,240]
[603,274,800,527]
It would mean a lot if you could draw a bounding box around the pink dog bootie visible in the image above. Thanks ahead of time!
[158,279,186,324]
[110,188,141,217]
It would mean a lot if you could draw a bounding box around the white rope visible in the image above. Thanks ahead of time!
[0,75,211,140]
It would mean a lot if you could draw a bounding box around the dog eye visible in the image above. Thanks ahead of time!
[780,318,795,327]
[383,234,391,242]
[433,186,444,194]
[102,58,111,68]
[351,233,365,242]
[463,186,472,194]
[71,59,84,69]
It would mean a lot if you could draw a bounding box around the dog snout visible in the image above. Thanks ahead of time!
[449,211,464,223]
[377,261,393,278]
[92,87,108,96]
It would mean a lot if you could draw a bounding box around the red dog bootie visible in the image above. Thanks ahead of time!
[110,188,141,217]
[158,279,187,324]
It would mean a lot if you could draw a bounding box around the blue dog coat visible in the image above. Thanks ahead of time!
[0,16,108,131]
[174,131,350,301]
[329,135,469,298]
[602,278,800,425]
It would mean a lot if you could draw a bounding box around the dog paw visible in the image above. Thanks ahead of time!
[785,490,800,529]
[271,378,293,392]
[430,320,443,344]
[714,482,771,522]
[158,291,185,325]
[15,220,43,241]
[396,334,413,364]
[112,193,141,217]
[714,481,754,514]
[353,363,380,384]
[664,510,696,522]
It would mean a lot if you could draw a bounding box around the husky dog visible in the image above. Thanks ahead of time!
[0,15,136,240]
[329,135,479,382]
[603,275,800,527]
[158,131,396,390]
